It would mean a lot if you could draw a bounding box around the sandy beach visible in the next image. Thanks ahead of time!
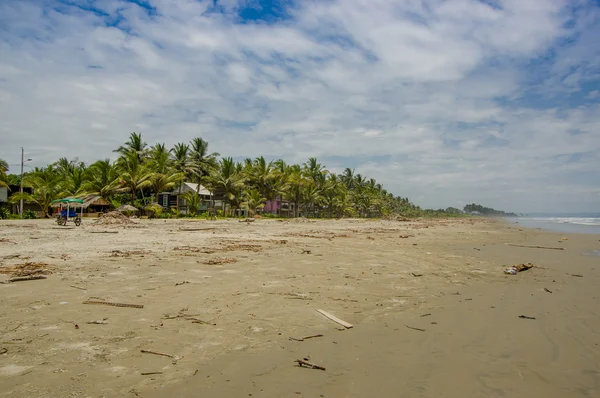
[0,217,598,398]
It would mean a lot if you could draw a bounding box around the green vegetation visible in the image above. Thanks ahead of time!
[0,133,473,219]
[463,203,517,217]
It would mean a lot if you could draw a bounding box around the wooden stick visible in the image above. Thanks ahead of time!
[420,313,432,317]
[9,275,47,282]
[289,334,323,342]
[140,349,176,358]
[89,231,119,234]
[303,334,323,340]
[295,359,326,371]
[507,244,564,250]
[83,300,143,309]
[405,324,425,332]
[70,285,86,290]
[316,309,353,329]
[544,288,552,293]
[188,318,216,325]
[141,371,163,375]
[411,273,423,277]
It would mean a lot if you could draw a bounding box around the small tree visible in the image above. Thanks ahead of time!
[242,189,266,217]
[181,191,202,217]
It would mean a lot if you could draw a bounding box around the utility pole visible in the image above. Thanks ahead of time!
[20,147,24,218]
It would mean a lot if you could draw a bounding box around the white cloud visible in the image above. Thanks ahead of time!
[0,0,599,213]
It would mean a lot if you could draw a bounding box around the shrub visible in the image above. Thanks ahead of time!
[0,207,10,219]
[23,209,37,219]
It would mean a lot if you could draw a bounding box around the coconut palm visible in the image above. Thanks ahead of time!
[53,157,87,195]
[188,137,219,192]
[242,189,266,216]
[208,157,245,215]
[114,132,148,163]
[10,167,65,217]
[181,191,202,216]
[171,142,192,213]
[116,151,152,205]
[147,144,184,202]
[303,157,327,186]
[81,159,124,200]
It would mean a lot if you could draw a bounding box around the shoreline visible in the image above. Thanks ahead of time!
[1,218,599,397]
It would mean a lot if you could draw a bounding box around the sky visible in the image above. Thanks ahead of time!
[0,0,599,213]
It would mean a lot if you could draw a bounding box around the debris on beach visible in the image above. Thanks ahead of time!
[83,299,144,309]
[202,257,238,265]
[383,214,410,222]
[503,263,534,275]
[289,334,323,342]
[0,262,53,278]
[506,243,564,251]
[93,211,138,226]
[316,309,353,329]
[295,358,326,371]
[518,315,536,320]
[0,238,16,244]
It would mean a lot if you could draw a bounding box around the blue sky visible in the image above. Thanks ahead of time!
[1,0,599,213]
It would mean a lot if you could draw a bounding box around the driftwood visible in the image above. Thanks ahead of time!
[289,334,323,342]
[295,359,326,371]
[411,273,423,277]
[518,315,536,320]
[544,288,552,293]
[571,274,583,277]
[507,244,564,251]
[9,275,47,282]
[141,371,163,375]
[405,325,425,332]
[89,231,119,234]
[316,309,353,329]
[86,320,108,324]
[83,300,143,309]
[70,285,86,290]
[239,218,255,223]
[141,349,180,364]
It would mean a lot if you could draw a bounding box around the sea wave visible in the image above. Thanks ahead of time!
[528,217,600,226]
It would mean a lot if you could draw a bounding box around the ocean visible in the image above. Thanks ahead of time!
[507,216,600,235]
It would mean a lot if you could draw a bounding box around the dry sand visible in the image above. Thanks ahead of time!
[0,217,598,398]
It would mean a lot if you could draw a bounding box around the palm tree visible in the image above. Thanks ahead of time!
[116,151,152,205]
[242,189,266,217]
[171,142,191,213]
[302,183,322,218]
[10,167,65,217]
[282,165,305,217]
[148,144,184,203]
[303,157,327,186]
[188,137,219,193]
[114,132,148,163]
[246,156,276,210]
[53,157,87,196]
[181,191,202,216]
[208,157,245,215]
[81,159,124,200]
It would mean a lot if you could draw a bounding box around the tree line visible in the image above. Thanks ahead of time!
[1,132,425,218]
[463,203,517,217]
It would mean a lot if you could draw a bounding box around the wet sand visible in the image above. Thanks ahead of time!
[0,218,598,397]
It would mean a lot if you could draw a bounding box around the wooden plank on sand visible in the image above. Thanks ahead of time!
[316,309,353,329]
[506,244,564,250]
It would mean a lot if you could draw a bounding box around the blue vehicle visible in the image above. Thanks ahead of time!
[52,198,84,226]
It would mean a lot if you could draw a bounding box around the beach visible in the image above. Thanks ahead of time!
[0,217,598,398]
